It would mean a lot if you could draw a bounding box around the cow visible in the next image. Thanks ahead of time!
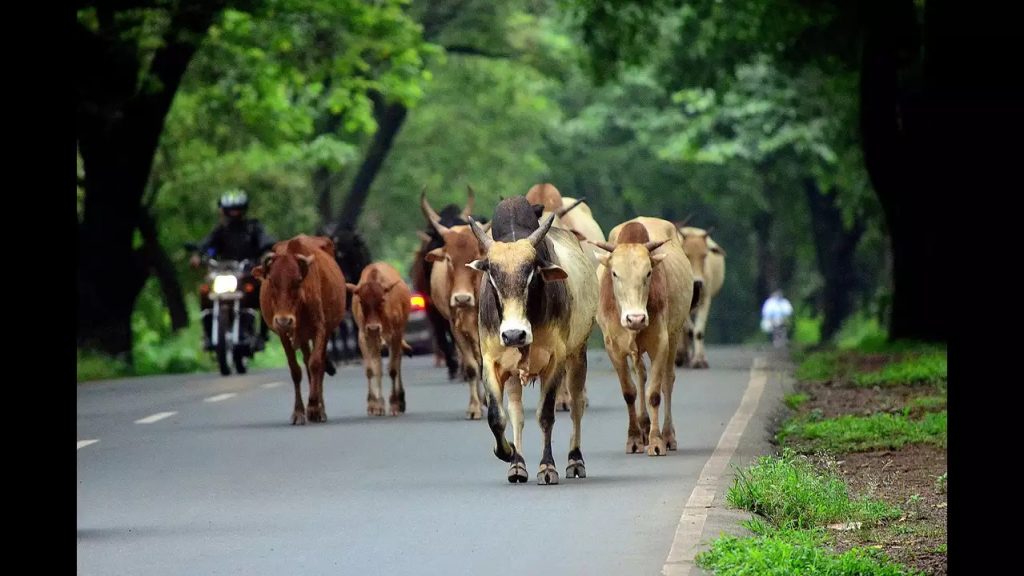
[525,183,606,264]
[409,187,487,380]
[348,263,413,416]
[319,223,372,363]
[467,196,599,485]
[420,191,492,420]
[675,225,726,368]
[591,217,695,456]
[252,235,346,425]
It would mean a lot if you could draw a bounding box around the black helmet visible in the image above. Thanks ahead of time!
[218,190,249,210]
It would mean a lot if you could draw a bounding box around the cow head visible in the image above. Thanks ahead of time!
[421,191,487,308]
[467,209,567,348]
[347,279,401,336]
[252,251,314,338]
[679,227,712,286]
[592,223,668,331]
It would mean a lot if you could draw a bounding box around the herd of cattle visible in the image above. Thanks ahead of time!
[251,184,726,484]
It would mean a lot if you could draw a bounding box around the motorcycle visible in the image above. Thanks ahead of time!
[187,243,263,376]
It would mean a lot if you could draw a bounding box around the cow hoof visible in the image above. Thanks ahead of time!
[566,460,586,479]
[389,394,405,416]
[306,405,326,423]
[555,401,571,412]
[690,359,709,369]
[674,354,686,368]
[537,463,559,485]
[291,410,307,425]
[664,436,678,451]
[507,462,529,483]
[465,406,483,420]
[626,435,644,454]
[647,437,667,457]
[367,401,385,417]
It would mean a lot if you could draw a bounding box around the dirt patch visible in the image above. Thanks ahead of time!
[824,445,947,575]
[797,381,944,419]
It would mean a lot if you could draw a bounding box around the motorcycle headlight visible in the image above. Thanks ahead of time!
[212,275,238,294]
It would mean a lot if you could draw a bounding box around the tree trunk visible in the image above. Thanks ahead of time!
[860,0,948,343]
[752,210,777,306]
[804,180,865,342]
[138,210,188,331]
[76,3,228,357]
[335,93,409,229]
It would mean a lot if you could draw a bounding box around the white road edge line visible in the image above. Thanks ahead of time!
[261,382,285,389]
[134,411,178,424]
[77,439,99,450]
[661,356,769,576]
[204,393,237,403]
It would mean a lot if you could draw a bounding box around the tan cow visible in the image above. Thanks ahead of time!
[252,235,346,425]
[675,225,726,368]
[525,183,606,264]
[467,197,598,484]
[593,217,695,456]
[348,263,412,417]
[420,191,490,420]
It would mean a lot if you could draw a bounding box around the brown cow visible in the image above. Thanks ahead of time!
[421,191,490,420]
[252,235,346,425]
[593,217,695,455]
[348,263,412,417]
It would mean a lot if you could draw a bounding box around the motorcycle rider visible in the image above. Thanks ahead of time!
[190,190,276,350]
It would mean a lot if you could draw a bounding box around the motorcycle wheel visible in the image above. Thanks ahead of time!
[216,309,231,376]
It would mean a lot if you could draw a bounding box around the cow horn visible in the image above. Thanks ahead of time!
[527,213,557,247]
[704,226,715,237]
[467,216,493,251]
[676,214,693,229]
[481,221,493,233]
[557,197,585,217]
[420,188,450,237]
[462,185,476,218]
[589,240,616,253]
[644,239,669,253]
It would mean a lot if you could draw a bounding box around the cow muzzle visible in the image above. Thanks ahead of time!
[622,312,649,331]
[450,293,475,308]
[274,315,296,334]
[366,323,382,334]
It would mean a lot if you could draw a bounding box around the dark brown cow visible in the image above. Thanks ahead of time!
[252,235,346,425]
[421,191,490,419]
[348,263,412,416]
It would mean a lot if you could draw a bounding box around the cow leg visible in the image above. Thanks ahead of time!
[454,327,483,420]
[388,334,406,415]
[300,340,326,423]
[281,338,306,425]
[483,360,522,482]
[643,331,669,457]
[536,374,560,486]
[361,333,385,416]
[566,349,588,478]
[675,320,692,367]
[427,304,459,379]
[690,300,711,369]
[507,378,528,482]
[662,332,680,451]
[608,338,643,454]
[311,330,330,422]
[632,351,651,446]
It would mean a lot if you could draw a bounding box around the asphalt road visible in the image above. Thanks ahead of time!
[78,345,768,576]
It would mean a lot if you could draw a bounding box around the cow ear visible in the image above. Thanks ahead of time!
[537,261,568,282]
[650,253,668,267]
[345,283,359,294]
[467,259,488,272]
[296,254,313,279]
[710,245,726,256]
[425,248,446,263]
[252,265,265,281]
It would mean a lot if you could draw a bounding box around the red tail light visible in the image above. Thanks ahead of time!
[200,284,210,295]
[244,282,255,293]
[410,294,427,311]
